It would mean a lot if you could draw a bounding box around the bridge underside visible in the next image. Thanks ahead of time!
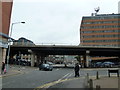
[10,46,120,56]
[9,46,120,67]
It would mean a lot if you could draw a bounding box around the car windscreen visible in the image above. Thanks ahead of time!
[43,64,49,67]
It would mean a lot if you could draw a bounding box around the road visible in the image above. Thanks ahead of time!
[2,66,112,89]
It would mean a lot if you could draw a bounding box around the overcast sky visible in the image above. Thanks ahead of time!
[10,0,120,45]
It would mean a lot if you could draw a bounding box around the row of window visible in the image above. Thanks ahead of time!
[82,21,120,25]
[81,25,120,29]
[82,34,120,38]
[81,30,120,34]
[83,16,120,20]
[82,39,120,43]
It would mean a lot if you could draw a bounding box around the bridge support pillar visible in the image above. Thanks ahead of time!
[31,53,35,67]
[36,55,41,66]
[40,55,45,64]
[85,50,90,68]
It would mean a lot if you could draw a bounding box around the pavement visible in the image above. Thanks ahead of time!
[0,65,37,78]
[0,65,120,89]
[48,75,120,89]
[93,76,120,88]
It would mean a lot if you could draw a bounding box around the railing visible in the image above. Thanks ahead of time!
[35,43,79,46]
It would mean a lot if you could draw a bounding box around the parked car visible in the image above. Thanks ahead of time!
[101,61,115,67]
[47,62,54,65]
[39,64,53,71]
[95,62,103,67]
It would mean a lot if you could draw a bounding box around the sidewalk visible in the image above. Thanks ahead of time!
[0,67,22,78]
[48,76,120,89]
[0,65,37,78]
[92,76,120,88]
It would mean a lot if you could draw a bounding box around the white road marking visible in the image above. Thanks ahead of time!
[55,69,59,71]
[58,73,70,82]
[66,73,73,79]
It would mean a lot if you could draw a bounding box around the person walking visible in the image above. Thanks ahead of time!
[1,62,5,74]
[74,63,80,77]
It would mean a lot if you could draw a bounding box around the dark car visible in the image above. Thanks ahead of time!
[39,64,53,71]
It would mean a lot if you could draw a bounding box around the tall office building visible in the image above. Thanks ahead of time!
[80,14,120,47]
[0,1,13,64]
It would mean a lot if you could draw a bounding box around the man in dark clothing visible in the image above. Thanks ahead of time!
[1,62,5,74]
[74,63,80,77]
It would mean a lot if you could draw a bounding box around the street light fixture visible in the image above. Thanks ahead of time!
[6,22,25,72]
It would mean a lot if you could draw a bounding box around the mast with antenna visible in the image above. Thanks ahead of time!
[94,7,100,15]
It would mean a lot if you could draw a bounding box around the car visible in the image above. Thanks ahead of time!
[101,61,115,67]
[47,62,54,65]
[95,62,103,67]
[39,64,53,71]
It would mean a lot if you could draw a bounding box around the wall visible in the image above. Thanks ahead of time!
[0,0,13,66]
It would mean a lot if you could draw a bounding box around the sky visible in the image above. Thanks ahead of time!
[10,0,120,45]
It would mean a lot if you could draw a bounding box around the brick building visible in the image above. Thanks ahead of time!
[0,1,13,65]
[80,14,120,63]
[80,14,120,47]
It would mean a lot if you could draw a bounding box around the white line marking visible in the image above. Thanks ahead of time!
[55,69,59,71]
[58,73,70,82]
[66,73,73,79]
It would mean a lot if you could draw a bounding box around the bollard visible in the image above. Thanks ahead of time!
[118,77,120,90]
[85,73,89,88]
[87,73,89,83]
[96,71,99,79]
[96,85,101,90]
[89,79,93,90]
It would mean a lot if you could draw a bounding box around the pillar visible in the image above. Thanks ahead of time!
[40,55,45,64]
[21,54,24,60]
[2,48,7,63]
[36,55,40,66]
[80,55,84,68]
[31,53,35,67]
[86,50,90,68]
[86,54,89,67]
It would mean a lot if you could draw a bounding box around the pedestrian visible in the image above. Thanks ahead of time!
[1,62,5,74]
[74,63,80,77]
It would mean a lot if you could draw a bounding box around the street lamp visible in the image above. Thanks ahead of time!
[6,22,25,72]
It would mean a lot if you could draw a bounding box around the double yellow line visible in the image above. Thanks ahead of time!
[34,76,84,89]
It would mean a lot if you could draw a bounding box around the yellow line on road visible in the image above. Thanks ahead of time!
[34,74,119,90]
[34,76,85,90]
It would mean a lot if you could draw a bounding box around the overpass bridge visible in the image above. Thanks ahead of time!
[10,45,120,67]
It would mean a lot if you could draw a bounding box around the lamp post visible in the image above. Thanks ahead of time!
[6,22,25,72]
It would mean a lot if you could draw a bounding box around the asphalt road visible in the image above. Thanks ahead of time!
[3,67,75,88]
[2,66,112,89]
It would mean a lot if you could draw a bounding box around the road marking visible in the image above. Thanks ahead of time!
[34,76,85,89]
[34,73,119,90]
[55,69,59,71]
[66,72,73,79]
[58,73,70,82]
[34,72,79,89]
